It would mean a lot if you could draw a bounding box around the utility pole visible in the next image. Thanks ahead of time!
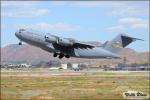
[123,56,127,70]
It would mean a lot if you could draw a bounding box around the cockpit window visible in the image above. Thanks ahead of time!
[19,29,25,31]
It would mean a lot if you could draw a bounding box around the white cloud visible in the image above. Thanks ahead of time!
[131,23,149,29]
[51,1,68,6]
[110,2,148,17]
[107,25,124,31]
[107,17,149,30]
[119,18,147,24]
[51,1,126,8]
[1,1,49,18]
[1,1,38,7]
[51,1,149,17]
[70,1,115,7]
[16,23,80,32]
[109,3,149,17]
[2,8,48,18]
[119,18,149,29]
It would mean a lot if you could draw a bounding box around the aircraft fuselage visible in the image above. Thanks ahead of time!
[15,29,121,59]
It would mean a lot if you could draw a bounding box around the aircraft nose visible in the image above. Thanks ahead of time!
[15,29,26,37]
[15,31,19,37]
[15,30,22,38]
[15,31,18,35]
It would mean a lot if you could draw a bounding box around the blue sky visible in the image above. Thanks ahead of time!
[1,1,149,52]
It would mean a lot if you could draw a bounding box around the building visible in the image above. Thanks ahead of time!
[61,64,68,69]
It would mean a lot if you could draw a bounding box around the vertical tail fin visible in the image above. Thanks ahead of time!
[104,34,143,54]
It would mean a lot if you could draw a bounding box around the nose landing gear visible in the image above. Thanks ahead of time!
[18,42,22,45]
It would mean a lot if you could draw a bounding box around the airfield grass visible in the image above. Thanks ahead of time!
[93,71,149,75]
[1,71,150,100]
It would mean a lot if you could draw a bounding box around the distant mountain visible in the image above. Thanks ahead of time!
[1,44,149,66]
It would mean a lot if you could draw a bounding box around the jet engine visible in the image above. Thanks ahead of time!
[45,35,73,46]
[45,35,58,43]
[57,38,73,46]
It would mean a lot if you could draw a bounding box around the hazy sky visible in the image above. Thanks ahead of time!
[1,1,149,52]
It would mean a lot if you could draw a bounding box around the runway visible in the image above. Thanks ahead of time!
[1,71,149,78]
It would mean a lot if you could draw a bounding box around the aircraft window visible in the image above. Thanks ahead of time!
[19,29,25,31]
[44,35,48,38]
[59,39,62,42]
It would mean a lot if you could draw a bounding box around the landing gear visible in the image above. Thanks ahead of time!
[53,52,70,59]
[18,42,22,45]
[59,53,64,59]
[65,55,70,58]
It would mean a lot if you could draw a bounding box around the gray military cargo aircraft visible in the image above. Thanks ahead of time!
[15,29,143,59]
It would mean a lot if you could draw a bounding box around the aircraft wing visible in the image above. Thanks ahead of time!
[45,34,95,49]
[72,42,95,49]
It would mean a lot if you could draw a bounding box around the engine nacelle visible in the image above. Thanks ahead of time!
[45,35,73,46]
[57,38,73,46]
[45,35,57,43]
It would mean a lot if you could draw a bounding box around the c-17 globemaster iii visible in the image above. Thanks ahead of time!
[15,29,143,59]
